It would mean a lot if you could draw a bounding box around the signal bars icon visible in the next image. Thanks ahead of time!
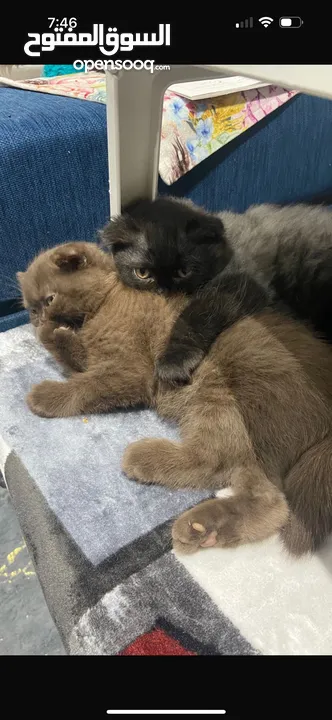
[235,16,275,28]
[235,17,253,28]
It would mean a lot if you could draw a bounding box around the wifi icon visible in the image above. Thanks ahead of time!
[259,16,274,27]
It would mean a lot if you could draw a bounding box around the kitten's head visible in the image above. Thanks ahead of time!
[17,242,114,328]
[101,197,232,294]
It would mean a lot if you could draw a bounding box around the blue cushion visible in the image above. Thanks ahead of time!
[0,88,110,305]
[0,309,28,333]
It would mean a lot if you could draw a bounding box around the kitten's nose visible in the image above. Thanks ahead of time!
[157,277,174,292]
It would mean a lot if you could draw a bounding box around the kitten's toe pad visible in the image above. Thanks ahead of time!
[190,522,218,547]
[172,512,218,555]
[200,531,218,547]
[53,326,73,335]
[172,499,237,555]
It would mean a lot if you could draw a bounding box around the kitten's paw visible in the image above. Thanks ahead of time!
[122,438,168,484]
[172,499,238,555]
[156,347,205,387]
[37,321,59,344]
[27,380,70,418]
[53,326,74,345]
[38,323,73,348]
[54,326,72,334]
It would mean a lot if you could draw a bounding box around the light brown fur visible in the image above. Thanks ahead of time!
[18,242,332,556]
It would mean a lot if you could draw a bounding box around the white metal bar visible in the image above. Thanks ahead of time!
[105,70,121,218]
[105,65,228,216]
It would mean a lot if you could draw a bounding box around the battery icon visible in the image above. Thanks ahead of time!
[279,17,303,27]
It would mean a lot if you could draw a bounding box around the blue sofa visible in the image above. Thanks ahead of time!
[1,87,332,332]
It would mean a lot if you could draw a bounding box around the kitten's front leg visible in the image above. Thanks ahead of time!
[27,365,149,418]
[156,273,269,386]
[52,327,87,372]
[156,317,205,386]
[38,322,87,372]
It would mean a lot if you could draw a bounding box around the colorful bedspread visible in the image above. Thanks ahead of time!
[0,72,296,185]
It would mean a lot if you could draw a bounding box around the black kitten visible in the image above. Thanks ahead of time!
[102,196,332,385]
[102,197,232,294]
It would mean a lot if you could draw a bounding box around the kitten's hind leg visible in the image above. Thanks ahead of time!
[123,392,260,490]
[172,465,288,554]
[123,390,287,550]
[122,438,220,489]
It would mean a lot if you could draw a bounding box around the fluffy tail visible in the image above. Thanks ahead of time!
[281,435,332,555]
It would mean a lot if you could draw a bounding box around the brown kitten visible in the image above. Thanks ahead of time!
[18,242,332,557]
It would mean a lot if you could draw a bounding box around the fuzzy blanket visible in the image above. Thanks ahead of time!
[1,324,332,655]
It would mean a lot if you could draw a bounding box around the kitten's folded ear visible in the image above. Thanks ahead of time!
[53,247,87,272]
[99,214,139,253]
[185,215,225,245]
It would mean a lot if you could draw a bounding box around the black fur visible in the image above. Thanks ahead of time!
[102,197,332,385]
[156,273,269,386]
[101,198,232,295]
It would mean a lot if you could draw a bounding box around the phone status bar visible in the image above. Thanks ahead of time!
[235,16,303,29]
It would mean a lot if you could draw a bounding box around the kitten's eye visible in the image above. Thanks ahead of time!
[133,269,153,281]
[44,294,55,307]
[174,268,190,279]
